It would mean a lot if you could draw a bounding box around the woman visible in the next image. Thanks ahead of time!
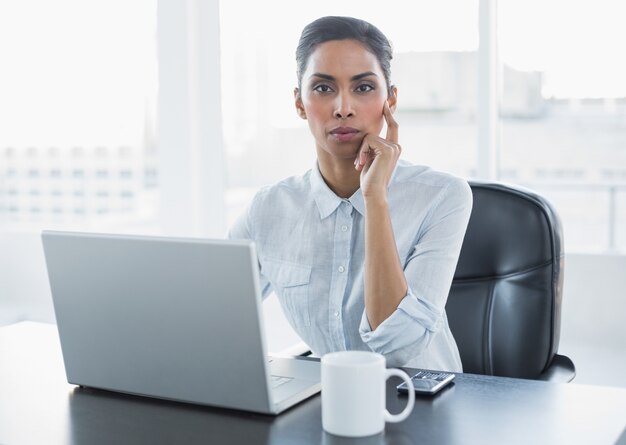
[229,16,472,371]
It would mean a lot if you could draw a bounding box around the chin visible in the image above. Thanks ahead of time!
[327,143,361,160]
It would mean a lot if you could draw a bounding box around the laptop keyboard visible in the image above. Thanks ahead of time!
[271,375,293,389]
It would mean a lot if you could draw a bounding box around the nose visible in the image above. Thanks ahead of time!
[334,92,354,119]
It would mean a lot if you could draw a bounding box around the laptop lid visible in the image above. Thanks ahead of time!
[41,230,319,414]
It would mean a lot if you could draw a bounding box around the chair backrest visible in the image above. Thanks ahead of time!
[446,181,564,379]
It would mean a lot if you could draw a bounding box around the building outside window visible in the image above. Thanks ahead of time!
[498,0,626,252]
[0,0,159,233]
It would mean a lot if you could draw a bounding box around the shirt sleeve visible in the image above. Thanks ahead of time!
[227,194,274,300]
[359,178,473,367]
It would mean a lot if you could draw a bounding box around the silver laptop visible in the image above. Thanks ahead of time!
[41,230,321,415]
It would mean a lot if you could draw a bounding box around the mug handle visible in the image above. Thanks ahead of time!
[384,368,415,423]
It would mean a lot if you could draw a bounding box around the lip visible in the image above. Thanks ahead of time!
[329,126,360,142]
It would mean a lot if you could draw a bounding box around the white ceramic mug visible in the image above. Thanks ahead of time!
[321,351,415,437]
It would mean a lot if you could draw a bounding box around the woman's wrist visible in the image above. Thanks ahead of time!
[363,192,389,209]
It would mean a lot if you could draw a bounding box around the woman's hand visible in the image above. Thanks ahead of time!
[354,101,401,199]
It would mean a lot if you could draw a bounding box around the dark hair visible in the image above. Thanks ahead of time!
[295,16,394,95]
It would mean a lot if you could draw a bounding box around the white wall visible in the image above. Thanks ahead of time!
[558,253,626,387]
[1,232,624,383]
[560,253,626,350]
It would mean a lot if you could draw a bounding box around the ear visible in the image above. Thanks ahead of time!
[387,86,398,113]
[294,87,307,120]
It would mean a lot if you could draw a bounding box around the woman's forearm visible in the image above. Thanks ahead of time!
[363,196,408,330]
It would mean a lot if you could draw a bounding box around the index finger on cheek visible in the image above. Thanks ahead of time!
[384,102,398,143]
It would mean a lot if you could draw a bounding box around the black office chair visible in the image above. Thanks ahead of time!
[446,181,575,382]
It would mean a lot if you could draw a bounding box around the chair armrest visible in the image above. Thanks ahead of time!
[537,354,576,383]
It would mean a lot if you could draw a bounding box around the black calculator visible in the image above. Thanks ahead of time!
[396,370,455,395]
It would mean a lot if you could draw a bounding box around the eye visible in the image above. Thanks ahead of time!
[355,84,374,93]
[313,84,333,93]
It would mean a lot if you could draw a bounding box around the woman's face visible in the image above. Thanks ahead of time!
[295,39,396,162]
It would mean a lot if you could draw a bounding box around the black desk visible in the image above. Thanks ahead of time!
[1,322,625,445]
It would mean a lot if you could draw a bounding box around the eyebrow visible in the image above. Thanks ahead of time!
[309,71,378,81]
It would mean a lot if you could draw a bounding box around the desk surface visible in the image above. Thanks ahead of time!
[1,322,625,445]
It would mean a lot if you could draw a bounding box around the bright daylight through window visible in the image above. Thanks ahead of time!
[498,0,626,252]
[1,1,624,253]
[0,0,158,232]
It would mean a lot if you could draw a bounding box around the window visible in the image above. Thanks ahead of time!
[0,0,158,232]
[498,0,626,252]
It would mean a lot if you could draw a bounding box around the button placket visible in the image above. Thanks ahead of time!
[328,202,354,349]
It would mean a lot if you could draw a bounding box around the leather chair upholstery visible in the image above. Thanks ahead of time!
[446,181,575,382]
